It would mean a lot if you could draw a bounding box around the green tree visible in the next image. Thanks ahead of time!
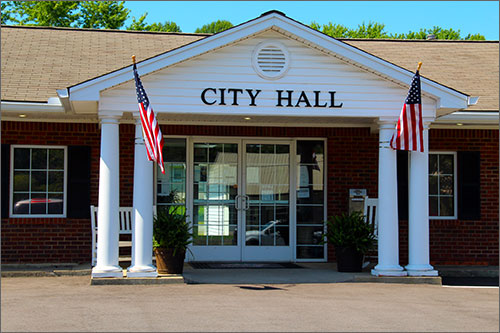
[78,1,129,29]
[1,2,15,24]
[310,21,486,40]
[194,20,233,33]
[126,12,181,32]
[2,1,130,29]
[6,1,81,27]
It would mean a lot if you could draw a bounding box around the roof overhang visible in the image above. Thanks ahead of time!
[68,11,470,117]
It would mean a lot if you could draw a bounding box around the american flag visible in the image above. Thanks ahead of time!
[390,69,424,152]
[133,63,165,174]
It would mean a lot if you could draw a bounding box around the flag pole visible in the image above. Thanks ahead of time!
[417,61,422,72]
[132,55,136,64]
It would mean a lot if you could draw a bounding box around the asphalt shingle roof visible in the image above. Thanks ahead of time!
[1,25,498,111]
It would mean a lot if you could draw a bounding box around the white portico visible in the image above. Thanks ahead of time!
[66,11,471,278]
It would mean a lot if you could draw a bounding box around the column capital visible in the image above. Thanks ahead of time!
[378,117,398,129]
[99,116,120,125]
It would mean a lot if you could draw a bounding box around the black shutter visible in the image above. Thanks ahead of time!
[1,144,10,218]
[67,146,91,219]
[397,150,409,220]
[458,151,481,220]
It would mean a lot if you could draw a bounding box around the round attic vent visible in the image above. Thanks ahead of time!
[252,41,290,80]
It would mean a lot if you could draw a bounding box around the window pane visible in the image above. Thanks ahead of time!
[48,194,63,214]
[297,226,323,245]
[31,171,47,192]
[429,175,438,195]
[440,197,454,217]
[440,176,454,195]
[297,246,324,259]
[31,149,47,169]
[208,144,223,163]
[13,171,29,191]
[297,206,324,224]
[49,149,64,169]
[31,196,47,214]
[439,155,454,174]
[429,154,438,175]
[194,144,208,162]
[429,196,438,216]
[164,139,186,162]
[48,171,64,192]
[14,148,30,169]
[12,193,29,214]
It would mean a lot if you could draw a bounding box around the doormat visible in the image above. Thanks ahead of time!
[189,262,304,269]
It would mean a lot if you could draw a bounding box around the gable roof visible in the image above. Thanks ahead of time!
[342,39,498,112]
[1,13,498,111]
[0,25,207,102]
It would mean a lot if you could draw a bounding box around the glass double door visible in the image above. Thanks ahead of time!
[189,139,292,262]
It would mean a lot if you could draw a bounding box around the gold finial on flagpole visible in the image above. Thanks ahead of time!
[132,55,136,64]
[417,61,422,72]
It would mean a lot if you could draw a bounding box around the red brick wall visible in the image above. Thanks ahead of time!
[426,129,499,266]
[1,121,498,265]
[1,122,100,263]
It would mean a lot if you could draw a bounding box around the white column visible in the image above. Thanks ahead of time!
[406,124,438,276]
[372,120,407,276]
[92,117,122,278]
[127,119,158,278]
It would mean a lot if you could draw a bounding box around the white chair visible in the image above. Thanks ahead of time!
[363,198,378,239]
[90,206,156,266]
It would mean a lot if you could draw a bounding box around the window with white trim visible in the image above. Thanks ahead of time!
[429,152,457,219]
[10,146,67,217]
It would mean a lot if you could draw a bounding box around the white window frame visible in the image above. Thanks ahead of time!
[10,145,68,218]
[429,151,458,220]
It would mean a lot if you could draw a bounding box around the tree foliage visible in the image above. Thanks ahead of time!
[194,20,233,33]
[1,1,129,29]
[78,1,129,29]
[310,21,486,40]
[126,12,181,32]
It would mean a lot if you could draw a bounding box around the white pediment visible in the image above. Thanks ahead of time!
[69,11,469,120]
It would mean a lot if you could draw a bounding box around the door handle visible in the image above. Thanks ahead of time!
[235,195,241,210]
[244,195,250,211]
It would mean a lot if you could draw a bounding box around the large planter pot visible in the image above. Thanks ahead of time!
[154,248,186,274]
[335,246,364,272]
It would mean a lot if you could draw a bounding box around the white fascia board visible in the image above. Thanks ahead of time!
[69,13,468,110]
[435,111,499,124]
[1,101,65,113]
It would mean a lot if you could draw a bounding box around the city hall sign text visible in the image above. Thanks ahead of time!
[200,88,343,108]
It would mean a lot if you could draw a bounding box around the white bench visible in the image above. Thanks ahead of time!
[363,198,378,238]
[90,205,156,266]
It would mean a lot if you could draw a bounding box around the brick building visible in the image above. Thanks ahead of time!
[1,12,498,277]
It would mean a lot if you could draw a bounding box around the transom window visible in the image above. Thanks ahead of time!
[10,146,67,217]
[429,152,457,219]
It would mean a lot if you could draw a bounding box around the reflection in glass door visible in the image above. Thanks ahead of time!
[190,142,240,261]
[242,142,292,262]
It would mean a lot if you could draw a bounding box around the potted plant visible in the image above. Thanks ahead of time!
[324,211,376,272]
[153,193,192,274]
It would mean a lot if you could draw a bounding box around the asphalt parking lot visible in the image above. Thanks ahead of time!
[2,275,498,332]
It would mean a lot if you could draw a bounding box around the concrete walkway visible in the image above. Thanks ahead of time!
[1,275,498,332]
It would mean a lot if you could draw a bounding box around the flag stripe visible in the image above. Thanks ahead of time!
[134,63,165,174]
[390,70,424,153]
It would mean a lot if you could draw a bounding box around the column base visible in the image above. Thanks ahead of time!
[405,264,438,276]
[371,264,407,277]
[127,265,158,278]
[92,265,123,278]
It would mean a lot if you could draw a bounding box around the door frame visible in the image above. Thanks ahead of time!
[159,135,328,263]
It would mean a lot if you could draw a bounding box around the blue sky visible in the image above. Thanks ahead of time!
[123,1,499,40]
